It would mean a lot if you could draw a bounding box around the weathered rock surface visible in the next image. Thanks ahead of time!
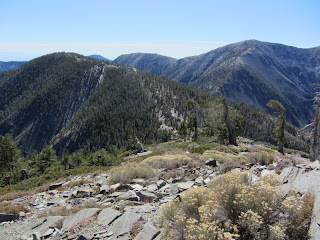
[97,208,121,226]
[111,212,142,237]
[62,208,100,231]
[135,221,160,240]
[0,146,318,240]
[280,164,320,239]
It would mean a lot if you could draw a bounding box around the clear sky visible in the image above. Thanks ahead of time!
[0,0,319,61]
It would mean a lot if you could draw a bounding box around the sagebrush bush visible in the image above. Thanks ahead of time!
[0,202,29,214]
[201,150,243,164]
[109,162,158,183]
[246,152,278,166]
[143,154,192,169]
[160,170,313,240]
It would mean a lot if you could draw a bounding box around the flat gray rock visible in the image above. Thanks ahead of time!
[145,183,158,192]
[136,191,158,202]
[97,208,122,226]
[100,185,110,194]
[176,181,194,190]
[118,190,140,201]
[62,208,100,231]
[134,221,160,240]
[112,212,142,236]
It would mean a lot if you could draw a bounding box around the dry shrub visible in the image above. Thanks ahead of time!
[0,190,34,202]
[0,202,29,214]
[160,169,185,180]
[143,154,192,169]
[109,162,158,184]
[201,150,242,164]
[56,179,93,191]
[275,158,295,174]
[218,158,250,174]
[42,199,101,217]
[246,152,278,166]
[160,170,313,240]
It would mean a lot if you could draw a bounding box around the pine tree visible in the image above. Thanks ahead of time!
[267,100,286,154]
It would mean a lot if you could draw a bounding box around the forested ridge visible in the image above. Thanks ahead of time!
[0,52,311,188]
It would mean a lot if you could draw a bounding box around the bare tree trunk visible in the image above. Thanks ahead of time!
[194,107,198,142]
[311,101,320,161]
[219,86,237,146]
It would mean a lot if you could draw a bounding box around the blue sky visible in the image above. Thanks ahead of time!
[0,0,319,61]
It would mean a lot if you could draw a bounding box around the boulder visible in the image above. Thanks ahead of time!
[205,158,217,167]
[112,212,142,237]
[98,208,122,226]
[260,169,275,177]
[176,181,194,190]
[49,182,64,190]
[145,183,158,193]
[194,176,204,185]
[130,184,144,191]
[62,208,100,231]
[156,180,166,188]
[0,213,19,223]
[118,190,140,201]
[280,166,320,239]
[135,137,145,153]
[99,185,110,194]
[136,191,158,202]
[135,221,160,240]
[26,216,63,237]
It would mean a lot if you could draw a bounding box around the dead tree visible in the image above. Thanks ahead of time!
[310,94,320,161]
[219,84,238,146]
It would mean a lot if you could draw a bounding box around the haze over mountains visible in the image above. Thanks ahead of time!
[115,40,320,126]
[0,61,26,72]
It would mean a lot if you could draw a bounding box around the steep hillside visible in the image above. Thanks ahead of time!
[115,40,320,126]
[0,53,206,156]
[0,61,26,71]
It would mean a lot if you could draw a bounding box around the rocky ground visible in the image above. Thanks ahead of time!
[0,142,320,240]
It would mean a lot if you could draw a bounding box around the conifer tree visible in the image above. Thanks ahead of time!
[267,99,286,154]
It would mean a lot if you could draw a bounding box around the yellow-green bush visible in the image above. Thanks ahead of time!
[200,150,242,163]
[160,170,313,240]
[109,162,158,183]
[143,154,192,169]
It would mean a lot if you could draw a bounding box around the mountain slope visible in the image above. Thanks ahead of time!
[0,53,206,156]
[0,61,26,71]
[115,40,320,126]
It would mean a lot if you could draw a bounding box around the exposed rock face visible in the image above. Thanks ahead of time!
[62,208,100,231]
[115,40,320,126]
[280,161,320,239]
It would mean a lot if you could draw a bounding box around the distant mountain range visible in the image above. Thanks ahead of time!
[87,54,110,61]
[0,55,109,72]
[0,61,27,71]
[115,40,320,126]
